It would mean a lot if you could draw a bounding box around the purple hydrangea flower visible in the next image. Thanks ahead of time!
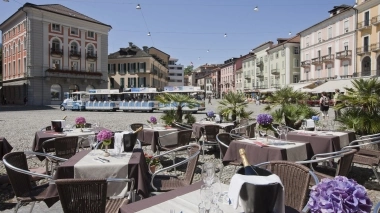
[307,176,372,213]
[97,130,113,142]
[149,116,157,124]
[207,111,214,117]
[75,117,86,124]
[256,114,273,126]
[312,116,319,122]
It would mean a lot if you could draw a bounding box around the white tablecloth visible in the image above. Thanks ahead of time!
[74,149,132,197]
[137,183,244,213]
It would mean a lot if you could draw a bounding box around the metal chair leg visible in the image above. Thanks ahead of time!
[14,201,21,213]
[372,166,380,184]
[29,202,36,213]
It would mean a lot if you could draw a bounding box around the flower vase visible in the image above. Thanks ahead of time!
[104,145,110,157]
[150,165,156,173]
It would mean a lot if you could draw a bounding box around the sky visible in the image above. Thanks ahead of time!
[0,0,355,68]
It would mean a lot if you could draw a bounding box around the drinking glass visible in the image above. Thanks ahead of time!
[330,120,335,131]
[200,185,213,211]
[114,141,123,158]
[301,121,306,132]
[65,124,72,132]
[202,162,215,186]
[212,177,222,204]
[282,126,288,141]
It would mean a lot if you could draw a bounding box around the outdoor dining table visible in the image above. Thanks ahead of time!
[119,181,300,213]
[31,127,109,160]
[223,138,312,166]
[0,137,13,160]
[139,127,178,152]
[42,148,150,207]
[286,130,356,155]
[192,121,235,139]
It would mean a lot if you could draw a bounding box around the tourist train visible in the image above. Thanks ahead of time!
[59,86,206,113]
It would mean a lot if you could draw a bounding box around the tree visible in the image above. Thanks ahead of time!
[184,65,193,76]
[218,91,253,122]
[156,93,200,122]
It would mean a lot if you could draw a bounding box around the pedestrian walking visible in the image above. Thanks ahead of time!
[208,95,212,105]
[333,89,341,120]
[23,96,28,105]
[319,92,330,119]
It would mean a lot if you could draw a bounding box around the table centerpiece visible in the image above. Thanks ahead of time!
[147,116,158,128]
[75,116,86,131]
[256,113,273,143]
[206,111,215,121]
[97,130,113,157]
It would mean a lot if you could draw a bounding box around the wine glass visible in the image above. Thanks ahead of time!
[330,120,335,131]
[281,126,288,141]
[212,177,222,204]
[202,162,215,186]
[200,185,214,211]
[65,124,72,132]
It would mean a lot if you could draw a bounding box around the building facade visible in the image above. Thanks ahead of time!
[251,41,273,89]
[220,58,237,95]
[299,5,356,82]
[355,0,380,77]
[267,36,301,87]
[107,43,169,91]
[168,58,184,86]
[1,3,111,105]
[242,53,255,93]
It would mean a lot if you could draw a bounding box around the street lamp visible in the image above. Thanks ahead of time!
[136,4,141,9]
[254,6,259,11]
[147,32,151,36]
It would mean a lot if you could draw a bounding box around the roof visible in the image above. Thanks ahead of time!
[1,3,111,28]
[148,47,170,58]
[298,6,354,35]
[108,44,151,59]
[268,35,300,51]
[251,41,273,52]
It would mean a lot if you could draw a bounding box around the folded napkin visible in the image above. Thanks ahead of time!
[114,131,130,152]
[254,141,269,147]
[228,173,285,212]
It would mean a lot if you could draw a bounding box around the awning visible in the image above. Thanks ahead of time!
[260,88,278,93]
[288,82,316,91]
[312,79,354,93]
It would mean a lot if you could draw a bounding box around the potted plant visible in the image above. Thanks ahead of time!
[307,176,372,212]
[145,153,160,173]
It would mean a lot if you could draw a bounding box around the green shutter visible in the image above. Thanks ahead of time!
[118,64,120,74]
[127,63,130,73]
[124,63,127,72]
[137,63,140,72]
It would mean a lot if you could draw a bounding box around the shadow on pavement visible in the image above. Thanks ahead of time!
[0,105,58,112]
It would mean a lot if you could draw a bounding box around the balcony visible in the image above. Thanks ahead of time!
[244,74,251,79]
[50,48,63,57]
[336,50,352,59]
[256,72,264,78]
[321,54,334,63]
[45,68,103,80]
[166,77,170,81]
[293,70,300,75]
[271,84,280,89]
[357,46,370,56]
[69,50,81,59]
[108,70,115,75]
[357,20,371,31]
[371,43,380,52]
[300,60,311,68]
[86,52,97,61]
[371,15,380,25]
[271,69,279,75]
[256,61,263,67]
[311,57,322,65]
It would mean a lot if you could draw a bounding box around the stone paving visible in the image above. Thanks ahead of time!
[0,100,379,212]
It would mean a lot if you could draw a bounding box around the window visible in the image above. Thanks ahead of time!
[24,58,26,74]
[110,78,115,89]
[87,44,94,56]
[52,23,61,32]
[177,67,182,70]
[18,40,20,52]
[51,84,62,101]
[316,68,321,78]
[24,37,26,50]
[294,47,299,54]
[294,59,299,68]
[120,78,125,89]
[344,65,349,75]
[18,59,20,74]
[70,27,79,35]
[364,11,370,26]
[293,76,298,83]
[317,32,322,42]
[275,52,279,59]
[281,50,285,56]
[317,50,321,58]
[88,63,95,72]
[344,42,349,50]
[52,39,60,51]
[328,67,332,77]
[87,31,95,38]
[52,59,61,69]
[344,20,349,33]
[71,61,78,70]
[306,37,309,46]
[328,47,332,55]
[23,21,26,29]
[18,25,20,32]
[70,42,78,54]
[328,27,332,39]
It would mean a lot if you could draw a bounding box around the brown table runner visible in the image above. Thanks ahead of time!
[287,131,356,155]
[0,137,13,160]
[141,128,177,152]
[223,140,312,166]
[43,148,150,207]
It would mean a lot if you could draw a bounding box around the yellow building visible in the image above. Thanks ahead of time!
[108,42,169,91]
[356,0,380,76]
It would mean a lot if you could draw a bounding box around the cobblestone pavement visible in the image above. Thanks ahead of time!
[0,100,379,212]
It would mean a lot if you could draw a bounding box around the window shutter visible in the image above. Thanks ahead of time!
[133,78,137,87]
[108,64,110,74]
[144,62,146,72]
[143,77,146,87]
[118,64,120,74]
[124,63,127,72]
[134,63,137,72]
[137,63,140,72]
[128,63,130,73]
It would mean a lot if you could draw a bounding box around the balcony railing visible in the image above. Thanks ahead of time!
[69,50,81,58]
[51,48,63,56]
[244,75,251,79]
[256,61,263,67]
[370,43,380,52]
[336,50,352,59]
[357,46,370,55]
[321,54,334,63]
[86,52,97,60]
[256,72,264,78]
[311,57,322,65]
[46,68,103,80]
[354,70,380,77]
[371,15,380,25]
[271,69,279,75]
[358,19,371,30]
[300,60,311,67]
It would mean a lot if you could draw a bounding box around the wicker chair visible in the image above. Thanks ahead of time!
[3,151,66,213]
[200,125,220,157]
[343,136,380,183]
[150,144,201,192]
[255,161,319,212]
[56,178,135,213]
[216,133,242,177]
[42,136,79,174]
[296,149,357,183]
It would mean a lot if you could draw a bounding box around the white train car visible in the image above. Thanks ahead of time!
[120,88,160,112]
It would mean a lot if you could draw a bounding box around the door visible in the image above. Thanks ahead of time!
[364,37,369,52]
[364,11,370,26]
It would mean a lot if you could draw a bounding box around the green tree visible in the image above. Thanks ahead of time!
[218,91,253,121]
[156,93,200,122]
[336,78,380,135]
[184,65,193,76]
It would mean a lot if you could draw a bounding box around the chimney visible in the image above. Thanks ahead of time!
[129,42,133,47]
[142,46,148,52]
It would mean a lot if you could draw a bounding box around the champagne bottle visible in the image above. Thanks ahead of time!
[239,149,258,175]
[62,116,67,120]
[132,126,143,134]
